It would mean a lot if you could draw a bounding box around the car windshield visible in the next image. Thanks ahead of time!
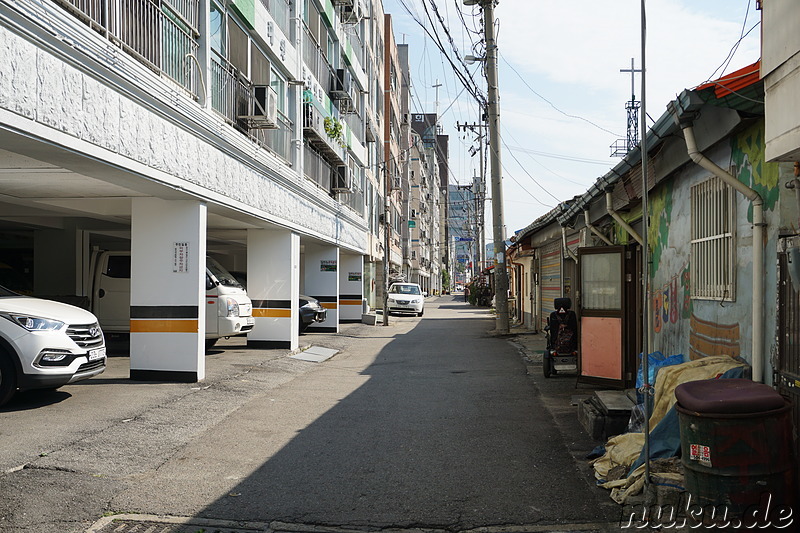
[389,284,421,295]
[206,257,243,288]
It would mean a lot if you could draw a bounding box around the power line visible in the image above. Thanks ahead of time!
[499,52,624,139]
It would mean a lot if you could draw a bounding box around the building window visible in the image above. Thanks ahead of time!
[690,176,736,301]
[210,3,226,56]
[271,69,287,114]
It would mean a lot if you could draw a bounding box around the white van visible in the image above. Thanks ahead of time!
[90,251,253,348]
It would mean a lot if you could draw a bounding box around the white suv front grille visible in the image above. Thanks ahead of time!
[66,322,104,348]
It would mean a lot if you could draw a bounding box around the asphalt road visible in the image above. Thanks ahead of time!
[0,295,621,532]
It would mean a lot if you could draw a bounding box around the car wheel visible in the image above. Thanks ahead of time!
[299,322,309,334]
[205,338,218,351]
[0,352,17,407]
[417,310,424,317]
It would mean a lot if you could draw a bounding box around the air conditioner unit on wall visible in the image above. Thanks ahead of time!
[340,0,362,24]
[238,85,278,129]
[332,164,353,193]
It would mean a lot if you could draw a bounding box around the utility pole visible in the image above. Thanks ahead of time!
[456,121,487,278]
[477,0,510,333]
[383,163,391,326]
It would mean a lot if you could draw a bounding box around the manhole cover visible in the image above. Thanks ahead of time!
[86,514,268,533]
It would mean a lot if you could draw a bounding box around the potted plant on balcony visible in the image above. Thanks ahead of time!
[324,116,346,148]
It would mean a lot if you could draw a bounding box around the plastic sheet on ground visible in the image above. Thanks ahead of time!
[590,355,746,504]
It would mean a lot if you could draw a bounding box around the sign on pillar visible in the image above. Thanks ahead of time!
[305,244,339,333]
[129,198,206,382]
[339,254,364,323]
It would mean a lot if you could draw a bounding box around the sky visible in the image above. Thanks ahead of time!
[382,0,762,240]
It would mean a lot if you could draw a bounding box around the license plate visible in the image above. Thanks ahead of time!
[88,347,106,361]
[246,317,255,325]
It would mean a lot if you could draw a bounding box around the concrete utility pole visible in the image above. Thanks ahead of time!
[480,0,510,333]
[456,121,487,278]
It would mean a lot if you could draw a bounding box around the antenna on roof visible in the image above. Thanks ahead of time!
[611,58,642,157]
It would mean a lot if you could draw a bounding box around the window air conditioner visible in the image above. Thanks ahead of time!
[332,164,353,193]
[239,85,279,129]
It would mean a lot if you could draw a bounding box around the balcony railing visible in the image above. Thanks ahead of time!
[258,0,292,36]
[302,24,334,93]
[56,0,200,98]
[251,111,293,162]
[211,54,292,162]
[304,146,333,191]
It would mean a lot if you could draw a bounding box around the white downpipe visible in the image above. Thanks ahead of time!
[682,124,765,383]
[606,191,644,246]
[585,210,614,246]
[561,226,578,262]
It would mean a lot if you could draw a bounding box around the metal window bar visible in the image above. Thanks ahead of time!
[250,111,293,162]
[269,0,292,36]
[304,146,333,191]
[690,177,735,300]
[302,24,334,94]
[56,0,200,98]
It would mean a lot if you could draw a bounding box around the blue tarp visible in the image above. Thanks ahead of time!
[628,365,747,476]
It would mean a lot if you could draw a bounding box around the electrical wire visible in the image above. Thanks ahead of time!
[498,52,624,139]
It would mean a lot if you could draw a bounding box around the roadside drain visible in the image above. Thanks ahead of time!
[86,514,269,533]
[86,515,620,533]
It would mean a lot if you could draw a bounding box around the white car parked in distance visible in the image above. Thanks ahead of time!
[387,282,425,317]
[0,285,106,407]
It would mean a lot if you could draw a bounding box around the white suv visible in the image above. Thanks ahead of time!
[0,285,106,407]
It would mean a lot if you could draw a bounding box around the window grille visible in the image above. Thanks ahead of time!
[690,176,736,300]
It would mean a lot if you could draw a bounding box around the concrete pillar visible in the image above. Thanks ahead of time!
[304,244,339,333]
[247,229,300,350]
[129,198,206,382]
[339,254,364,323]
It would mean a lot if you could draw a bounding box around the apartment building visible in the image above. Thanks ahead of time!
[0,0,375,379]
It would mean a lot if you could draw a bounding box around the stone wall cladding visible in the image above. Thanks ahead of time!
[0,28,37,119]
[0,23,366,252]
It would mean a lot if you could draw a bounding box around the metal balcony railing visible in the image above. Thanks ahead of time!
[211,54,292,161]
[304,147,333,191]
[251,111,293,162]
[56,0,200,98]
[302,24,334,93]
[260,0,292,36]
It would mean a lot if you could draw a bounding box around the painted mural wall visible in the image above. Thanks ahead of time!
[648,121,780,376]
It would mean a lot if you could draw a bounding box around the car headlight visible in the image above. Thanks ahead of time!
[411,298,420,304]
[225,297,240,317]
[2,314,65,332]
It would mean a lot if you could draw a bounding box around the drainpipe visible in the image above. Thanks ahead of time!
[606,191,644,246]
[681,124,765,383]
[561,226,578,262]
[585,210,614,246]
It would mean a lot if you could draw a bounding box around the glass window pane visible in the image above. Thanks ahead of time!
[210,4,226,56]
[581,253,622,310]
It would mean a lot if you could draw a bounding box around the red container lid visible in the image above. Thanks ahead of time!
[675,378,784,414]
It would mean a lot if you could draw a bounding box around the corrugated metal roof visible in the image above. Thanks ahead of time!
[694,61,761,99]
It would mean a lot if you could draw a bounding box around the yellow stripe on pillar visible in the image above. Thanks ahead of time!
[130,319,199,333]
[253,309,292,318]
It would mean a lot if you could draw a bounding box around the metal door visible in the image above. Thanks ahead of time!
[539,241,562,330]
[577,245,638,387]
[777,237,800,458]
